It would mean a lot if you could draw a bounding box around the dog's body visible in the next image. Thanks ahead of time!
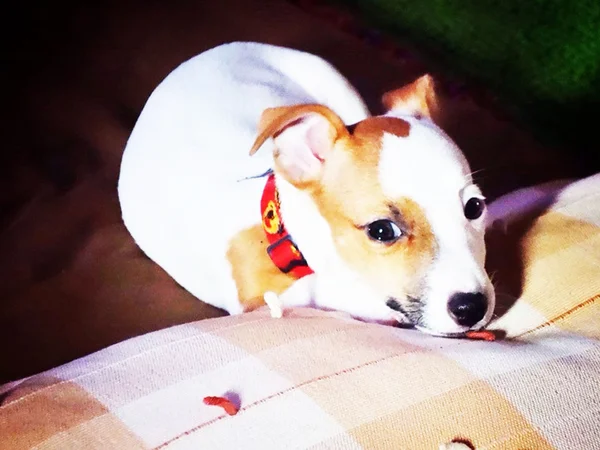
[118,42,495,336]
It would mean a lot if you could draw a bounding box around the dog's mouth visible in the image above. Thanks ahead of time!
[386,297,423,327]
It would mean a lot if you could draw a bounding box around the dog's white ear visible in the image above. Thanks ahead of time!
[250,104,348,185]
[382,74,438,118]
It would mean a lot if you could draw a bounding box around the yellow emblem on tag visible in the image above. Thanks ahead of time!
[263,200,280,234]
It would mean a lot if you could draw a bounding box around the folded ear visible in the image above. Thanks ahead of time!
[250,104,348,185]
[382,74,438,118]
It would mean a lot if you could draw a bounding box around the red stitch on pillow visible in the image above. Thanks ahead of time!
[465,330,497,341]
[203,396,239,415]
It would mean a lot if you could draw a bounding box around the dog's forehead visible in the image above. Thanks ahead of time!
[376,115,472,205]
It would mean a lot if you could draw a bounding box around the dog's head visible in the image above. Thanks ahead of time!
[250,75,494,336]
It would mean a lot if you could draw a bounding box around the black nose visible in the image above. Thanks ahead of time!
[448,292,487,327]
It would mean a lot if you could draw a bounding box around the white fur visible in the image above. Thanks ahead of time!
[118,42,493,332]
[118,42,369,315]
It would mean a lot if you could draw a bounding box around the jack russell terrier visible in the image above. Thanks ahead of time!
[118,42,495,337]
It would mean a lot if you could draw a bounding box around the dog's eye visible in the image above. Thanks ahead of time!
[366,220,402,243]
[464,197,486,220]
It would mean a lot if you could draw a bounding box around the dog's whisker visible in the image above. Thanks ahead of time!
[466,167,488,179]
[464,167,491,184]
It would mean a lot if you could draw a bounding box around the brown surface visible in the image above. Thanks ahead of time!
[0,0,579,383]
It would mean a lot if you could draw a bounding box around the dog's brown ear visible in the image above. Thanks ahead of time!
[382,74,438,118]
[249,104,348,185]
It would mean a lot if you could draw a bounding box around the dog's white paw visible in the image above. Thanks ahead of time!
[264,291,283,318]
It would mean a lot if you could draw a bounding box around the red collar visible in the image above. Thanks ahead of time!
[260,173,314,278]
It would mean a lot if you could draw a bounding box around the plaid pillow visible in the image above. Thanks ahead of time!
[2,174,599,450]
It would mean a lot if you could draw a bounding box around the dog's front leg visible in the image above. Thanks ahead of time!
[263,274,317,318]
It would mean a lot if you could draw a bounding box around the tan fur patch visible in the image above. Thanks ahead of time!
[312,119,436,299]
[226,224,297,311]
[351,116,411,139]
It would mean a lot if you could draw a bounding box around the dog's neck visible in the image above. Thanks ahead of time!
[274,175,341,275]
[225,173,323,312]
[260,173,313,278]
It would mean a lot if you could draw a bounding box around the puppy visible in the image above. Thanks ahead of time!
[118,42,495,337]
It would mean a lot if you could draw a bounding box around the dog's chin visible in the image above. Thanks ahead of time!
[390,315,471,338]
[413,312,494,338]
[413,325,469,338]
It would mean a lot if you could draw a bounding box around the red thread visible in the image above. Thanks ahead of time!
[203,396,239,416]
[465,330,497,341]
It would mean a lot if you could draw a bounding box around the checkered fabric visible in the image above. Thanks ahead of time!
[2,175,599,450]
